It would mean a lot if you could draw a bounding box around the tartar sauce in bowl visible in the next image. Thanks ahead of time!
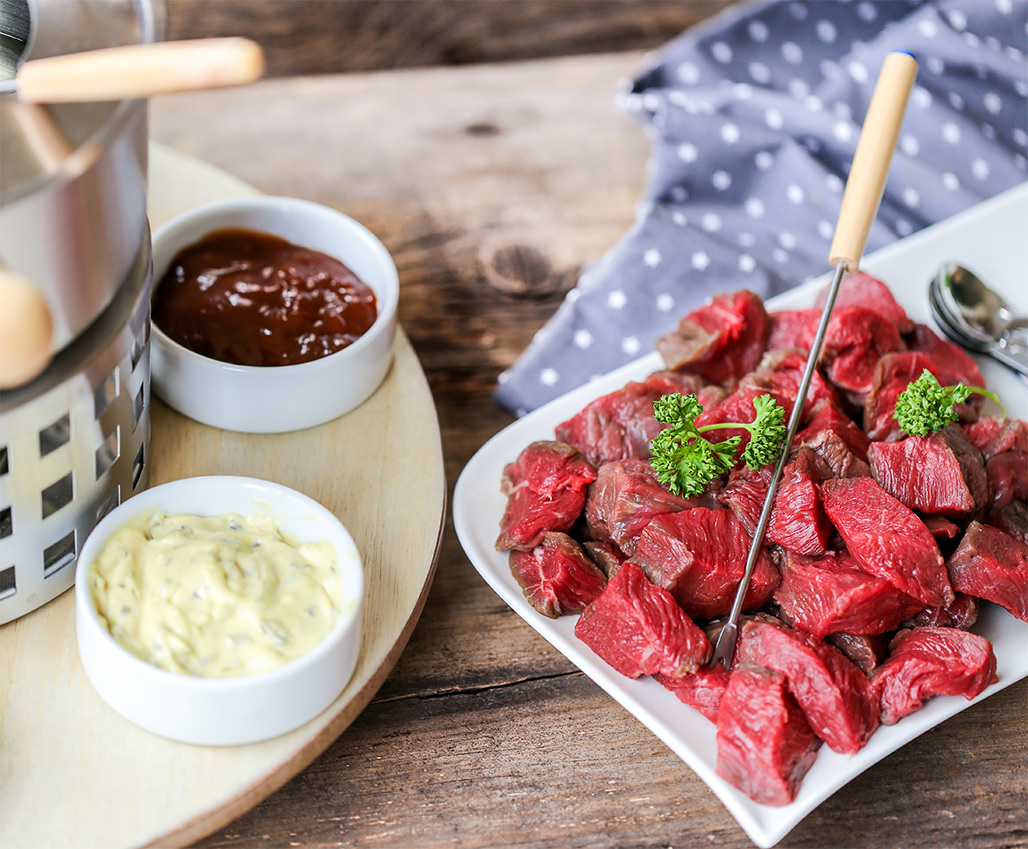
[88,510,342,678]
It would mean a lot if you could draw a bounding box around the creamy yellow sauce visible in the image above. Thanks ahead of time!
[88,511,342,678]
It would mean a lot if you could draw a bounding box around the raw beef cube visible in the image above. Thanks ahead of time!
[795,401,871,463]
[868,425,988,520]
[987,501,1028,546]
[741,349,840,422]
[864,352,982,442]
[872,627,997,725]
[766,309,820,352]
[497,441,596,551]
[815,269,914,333]
[903,593,979,630]
[921,515,962,546]
[985,450,1028,511]
[574,561,711,678]
[736,620,879,754]
[963,417,1028,460]
[715,668,821,806]
[554,377,675,467]
[509,533,607,618]
[718,464,772,535]
[820,477,954,609]
[582,540,626,578]
[767,450,833,556]
[583,458,700,557]
[654,667,732,723]
[826,633,890,675]
[947,521,1028,622]
[629,508,779,619]
[774,551,924,638]
[797,428,872,480]
[657,290,769,384]
[905,324,984,387]
[820,308,906,402]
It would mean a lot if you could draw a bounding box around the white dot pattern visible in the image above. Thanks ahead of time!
[496,0,1028,415]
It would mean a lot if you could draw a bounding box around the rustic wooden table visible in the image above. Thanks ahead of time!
[148,5,1027,847]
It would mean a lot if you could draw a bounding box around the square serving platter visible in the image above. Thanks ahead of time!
[453,184,1028,848]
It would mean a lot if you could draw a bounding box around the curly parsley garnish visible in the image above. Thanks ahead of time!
[650,392,787,497]
[895,369,1003,437]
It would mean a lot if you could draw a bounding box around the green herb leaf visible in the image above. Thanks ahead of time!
[895,369,1003,437]
[649,392,787,497]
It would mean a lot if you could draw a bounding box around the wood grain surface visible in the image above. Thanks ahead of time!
[165,0,736,77]
[146,47,1028,849]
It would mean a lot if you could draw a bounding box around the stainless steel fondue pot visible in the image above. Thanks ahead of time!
[0,0,163,624]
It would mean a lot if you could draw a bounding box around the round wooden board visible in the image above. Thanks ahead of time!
[0,144,446,849]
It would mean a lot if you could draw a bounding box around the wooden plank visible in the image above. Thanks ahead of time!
[147,54,1028,849]
[165,0,739,77]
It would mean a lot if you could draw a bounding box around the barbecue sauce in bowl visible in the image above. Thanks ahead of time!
[153,228,378,367]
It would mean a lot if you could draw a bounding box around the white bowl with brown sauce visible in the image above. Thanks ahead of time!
[150,196,398,433]
[75,475,363,745]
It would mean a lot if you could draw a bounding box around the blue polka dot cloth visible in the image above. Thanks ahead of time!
[495,0,1027,416]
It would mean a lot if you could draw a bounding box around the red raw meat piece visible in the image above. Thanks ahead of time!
[820,477,954,609]
[736,620,879,754]
[767,450,833,556]
[868,425,988,520]
[581,540,626,578]
[497,441,596,551]
[554,376,684,467]
[986,502,1028,546]
[741,349,841,422]
[584,459,702,557]
[774,550,924,638]
[718,465,771,536]
[815,269,914,333]
[904,593,979,630]
[905,324,984,387]
[947,521,1028,622]
[657,290,769,384]
[963,417,1028,460]
[629,508,779,619]
[715,668,821,806]
[826,633,890,675]
[872,627,997,725]
[508,533,607,618]
[820,308,905,401]
[795,401,871,463]
[654,667,732,723]
[864,352,983,442]
[766,309,820,352]
[985,451,1028,511]
[921,515,962,545]
[574,561,711,678]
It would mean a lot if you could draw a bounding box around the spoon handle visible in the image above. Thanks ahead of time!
[987,342,1028,380]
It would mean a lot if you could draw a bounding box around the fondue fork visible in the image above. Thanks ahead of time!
[709,51,919,670]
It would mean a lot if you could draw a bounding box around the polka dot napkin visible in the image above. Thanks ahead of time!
[495,0,1027,416]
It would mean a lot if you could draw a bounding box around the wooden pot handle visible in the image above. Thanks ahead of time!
[12,37,264,103]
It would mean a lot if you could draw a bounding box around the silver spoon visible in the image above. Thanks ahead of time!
[929,262,1028,380]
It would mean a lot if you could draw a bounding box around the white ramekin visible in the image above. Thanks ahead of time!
[75,475,364,746]
[150,195,398,433]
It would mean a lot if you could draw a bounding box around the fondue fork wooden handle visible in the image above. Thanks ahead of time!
[9,38,264,103]
[829,51,918,269]
[710,51,918,671]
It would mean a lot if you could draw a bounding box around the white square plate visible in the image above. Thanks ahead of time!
[454,184,1028,848]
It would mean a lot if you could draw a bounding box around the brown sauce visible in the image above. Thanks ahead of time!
[153,228,378,367]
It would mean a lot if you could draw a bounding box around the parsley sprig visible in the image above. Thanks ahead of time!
[895,369,1003,437]
[650,392,787,497]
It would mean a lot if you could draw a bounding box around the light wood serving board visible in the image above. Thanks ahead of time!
[0,144,446,849]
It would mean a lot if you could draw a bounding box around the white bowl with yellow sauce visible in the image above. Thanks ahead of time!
[74,476,363,746]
